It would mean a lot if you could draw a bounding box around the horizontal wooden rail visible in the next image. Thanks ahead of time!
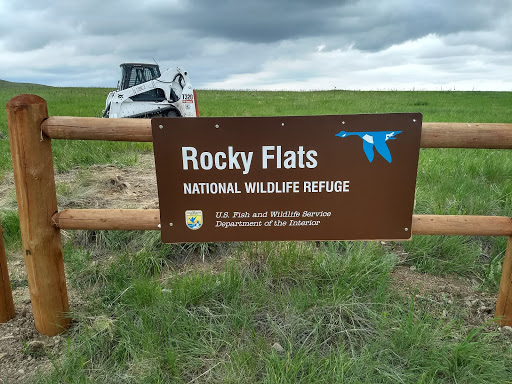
[42,117,152,142]
[52,210,512,236]
[411,215,512,236]
[420,123,512,148]
[41,117,512,149]
[52,209,160,230]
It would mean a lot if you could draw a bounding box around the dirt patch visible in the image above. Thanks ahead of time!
[56,153,159,210]
[1,153,159,212]
[0,251,67,383]
[390,266,498,328]
[0,302,64,383]
[1,254,87,384]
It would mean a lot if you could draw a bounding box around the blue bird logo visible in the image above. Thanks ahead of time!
[188,216,200,229]
[335,130,402,163]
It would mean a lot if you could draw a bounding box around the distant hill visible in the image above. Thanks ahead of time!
[0,79,50,88]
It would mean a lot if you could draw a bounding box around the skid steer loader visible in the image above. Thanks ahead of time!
[103,63,199,118]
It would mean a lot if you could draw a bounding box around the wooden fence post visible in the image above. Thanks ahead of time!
[6,94,70,335]
[0,217,15,323]
[496,236,512,326]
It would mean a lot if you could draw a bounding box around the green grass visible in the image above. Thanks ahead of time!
[1,87,511,175]
[0,85,149,175]
[35,235,511,383]
[0,85,511,382]
[197,90,511,123]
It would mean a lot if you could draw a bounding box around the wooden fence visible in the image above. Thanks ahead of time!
[0,218,15,323]
[3,94,512,335]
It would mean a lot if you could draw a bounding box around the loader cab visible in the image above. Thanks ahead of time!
[119,63,166,102]
[119,63,161,90]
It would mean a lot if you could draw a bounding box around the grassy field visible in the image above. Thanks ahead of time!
[1,84,511,382]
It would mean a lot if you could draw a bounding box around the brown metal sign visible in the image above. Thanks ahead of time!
[152,114,422,243]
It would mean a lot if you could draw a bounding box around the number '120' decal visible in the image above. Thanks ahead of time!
[182,94,194,103]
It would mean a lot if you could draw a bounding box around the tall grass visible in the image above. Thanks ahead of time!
[36,238,511,383]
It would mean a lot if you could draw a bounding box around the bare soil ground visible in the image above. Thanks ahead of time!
[0,282,65,383]
[0,153,507,383]
[390,266,498,327]
[56,153,159,210]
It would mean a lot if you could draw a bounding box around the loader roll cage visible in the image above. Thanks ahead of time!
[119,63,161,91]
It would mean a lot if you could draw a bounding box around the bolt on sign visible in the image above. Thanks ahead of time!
[152,114,422,243]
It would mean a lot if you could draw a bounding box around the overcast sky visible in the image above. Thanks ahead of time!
[1,0,510,90]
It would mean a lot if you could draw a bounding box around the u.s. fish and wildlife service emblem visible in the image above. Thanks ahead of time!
[185,210,203,230]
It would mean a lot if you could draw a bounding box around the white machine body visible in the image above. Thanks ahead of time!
[103,63,198,118]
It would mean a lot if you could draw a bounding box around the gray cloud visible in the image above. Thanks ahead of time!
[0,0,510,90]
[166,0,505,49]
